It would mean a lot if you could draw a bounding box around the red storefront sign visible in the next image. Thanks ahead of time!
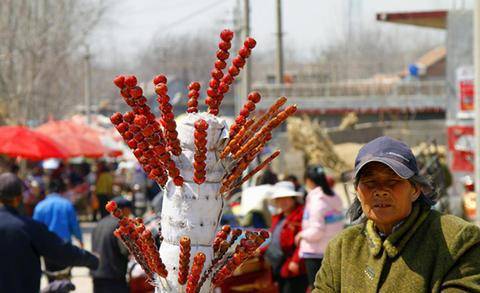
[447,125,474,172]
[456,66,475,118]
[459,80,474,112]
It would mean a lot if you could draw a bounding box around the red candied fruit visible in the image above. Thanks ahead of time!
[220,29,234,42]
[219,41,231,51]
[194,119,209,131]
[105,201,117,213]
[244,37,257,49]
[173,176,184,186]
[247,91,261,103]
[129,86,143,98]
[188,81,201,91]
[134,115,148,128]
[155,84,168,96]
[110,112,123,125]
[124,75,137,87]
[153,75,167,85]
[113,75,125,88]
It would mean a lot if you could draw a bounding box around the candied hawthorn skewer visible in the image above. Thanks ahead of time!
[112,75,172,186]
[211,230,269,287]
[220,118,255,159]
[154,76,182,156]
[193,119,209,185]
[233,105,297,160]
[220,142,268,194]
[229,91,261,140]
[142,229,168,278]
[151,77,184,186]
[178,236,191,285]
[197,240,229,292]
[212,225,231,254]
[106,202,156,280]
[196,226,231,289]
[241,96,287,139]
[206,29,234,115]
[186,252,206,293]
[211,37,257,115]
[226,151,281,194]
[211,248,246,286]
[114,75,158,126]
[220,96,286,159]
[110,112,168,186]
[187,82,201,113]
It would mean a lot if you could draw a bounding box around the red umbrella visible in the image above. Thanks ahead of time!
[0,126,69,160]
[36,120,117,158]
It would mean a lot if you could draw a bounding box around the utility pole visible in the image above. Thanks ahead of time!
[275,0,284,84]
[84,45,92,125]
[474,0,480,225]
[239,0,251,114]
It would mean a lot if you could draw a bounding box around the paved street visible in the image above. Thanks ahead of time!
[40,222,96,293]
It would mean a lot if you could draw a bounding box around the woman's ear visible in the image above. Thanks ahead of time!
[411,184,421,202]
[355,188,362,203]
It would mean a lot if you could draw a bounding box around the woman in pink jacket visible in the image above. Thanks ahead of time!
[295,165,345,289]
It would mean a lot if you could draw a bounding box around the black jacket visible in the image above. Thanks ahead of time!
[91,215,129,280]
[0,205,99,293]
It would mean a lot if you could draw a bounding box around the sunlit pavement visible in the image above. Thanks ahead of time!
[41,222,97,293]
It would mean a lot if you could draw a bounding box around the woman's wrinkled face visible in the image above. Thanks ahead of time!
[273,197,297,213]
[356,162,420,231]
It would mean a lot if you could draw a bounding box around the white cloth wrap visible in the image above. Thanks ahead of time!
[157,113,229,292]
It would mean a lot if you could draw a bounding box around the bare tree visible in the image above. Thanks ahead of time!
[137,32,218,88]
[0,0,107,125]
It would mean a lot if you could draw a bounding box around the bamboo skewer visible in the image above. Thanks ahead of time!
[226,150,281,194]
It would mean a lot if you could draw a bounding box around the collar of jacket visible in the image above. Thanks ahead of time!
[0,204,19,215]
[364,202,431,258]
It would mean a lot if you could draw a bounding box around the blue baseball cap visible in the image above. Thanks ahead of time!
[354,136,418,180]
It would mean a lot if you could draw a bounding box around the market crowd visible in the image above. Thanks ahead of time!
[1,136,480,293]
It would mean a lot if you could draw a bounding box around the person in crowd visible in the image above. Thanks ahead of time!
[295,165,344,290]
[28,164,46,198]
[9,162,35,216]
[50,162,67,181]
[264,181,307,293]
[285,174,306,196]
[95,161,114,218]
[33,177,84,282]
[313,136,480,292]
[91,196,132,293]
[0,172,98,293]
[256,167,278,186]
[86,163,100,221]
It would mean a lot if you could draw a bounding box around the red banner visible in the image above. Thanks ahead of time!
[459,80,474,112]
[456,66,474,118]
[447,125,474,172]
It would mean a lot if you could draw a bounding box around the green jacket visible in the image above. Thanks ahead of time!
[313,202,480,293]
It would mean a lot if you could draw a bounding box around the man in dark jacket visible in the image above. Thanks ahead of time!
[0,172,99,293]
[91,196,131,293]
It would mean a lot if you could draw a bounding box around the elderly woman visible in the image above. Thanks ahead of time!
[313,136,480,292]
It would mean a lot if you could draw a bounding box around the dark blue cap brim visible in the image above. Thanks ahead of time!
[354,157,415,180]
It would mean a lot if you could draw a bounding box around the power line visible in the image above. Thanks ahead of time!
[152,0,228,36]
